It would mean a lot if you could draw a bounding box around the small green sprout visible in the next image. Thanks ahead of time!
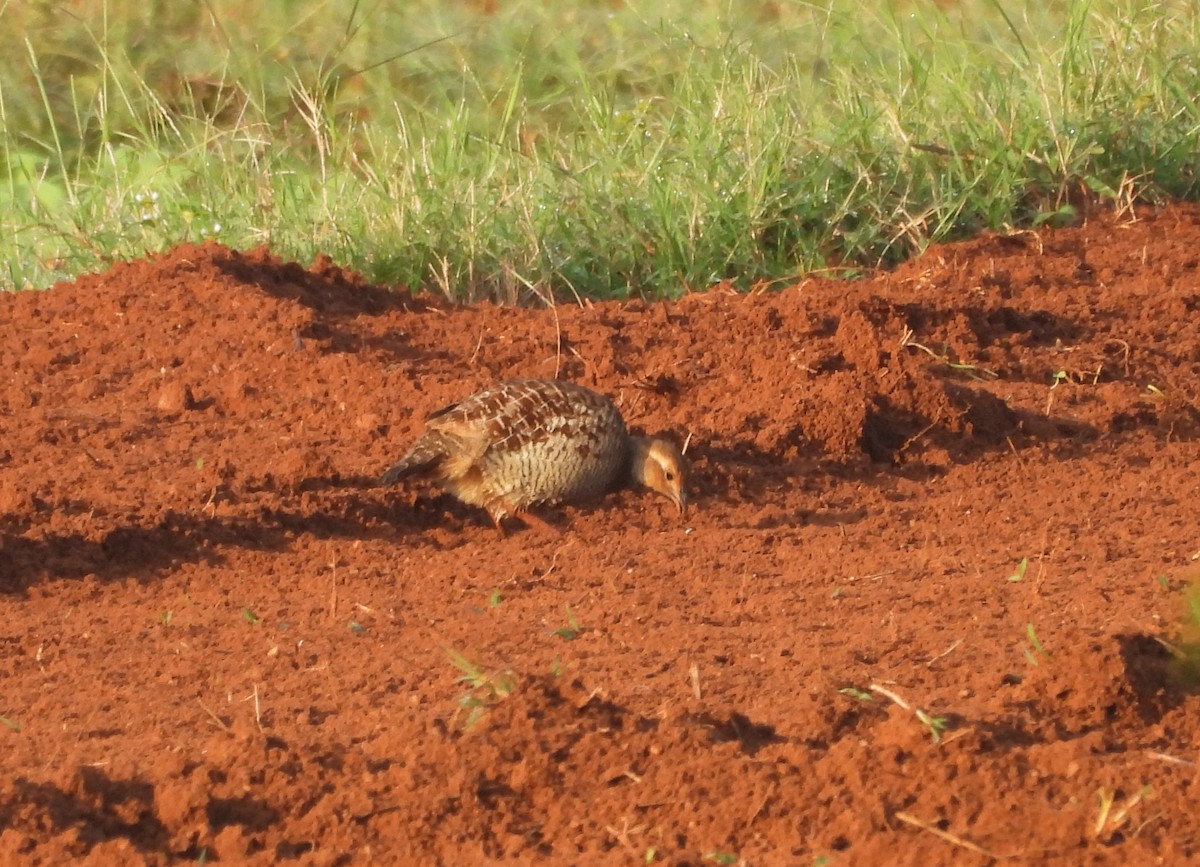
[1025,623,1050,665]
[1172,581,1200,685]
[915,708,949,743]
[1008,557,1028,582]
[447,649,516,729]
[241,607,260,624]
[552,605,581,640]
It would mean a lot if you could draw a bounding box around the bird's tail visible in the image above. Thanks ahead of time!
[379,436,448,485]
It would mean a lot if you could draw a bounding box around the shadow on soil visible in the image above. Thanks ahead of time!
[1118,633,1199,725]
[0,477,421,594]
[212,251,446,364]
[1,766,282,860]
[2,770,169,856]
[688,711,788,756]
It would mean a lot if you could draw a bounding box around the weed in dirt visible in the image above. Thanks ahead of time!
[704,853,738,866]
[899,328,1000,381]
[838,686,873,703]
[1169,581,1200,686]
[448,649,516,729]
[915,708,950,743]
[552,605,582,641]
[0,714,22,732]
[1094,785,1152,843]
[487,588,502,608]
[1007,557,1028,582]
[643,847,657,864]
[241,607,260,624]
[5,2,1200,295]
[868,683,956,745]
[160,610,173,626]
[1024,623,1050,665]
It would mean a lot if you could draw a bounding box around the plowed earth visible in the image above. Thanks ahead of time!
[2,205,1200,866]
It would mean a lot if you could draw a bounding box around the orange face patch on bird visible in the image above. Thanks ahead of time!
[378,378,689,530]
[629,436,689,515]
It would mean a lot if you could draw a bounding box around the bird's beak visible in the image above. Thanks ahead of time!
[674,490,688,517]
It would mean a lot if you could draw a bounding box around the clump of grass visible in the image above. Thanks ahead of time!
[1094,785,1152,842]
[448,648,516,729]
[4,1,1200,297]
[1170,580,1200,686]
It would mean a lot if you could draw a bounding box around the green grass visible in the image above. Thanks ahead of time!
[1173,579,1200,685]
[3,0,1200,298]
[447,648,516,728]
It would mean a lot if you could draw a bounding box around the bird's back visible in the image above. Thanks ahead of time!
[385,379,631,517]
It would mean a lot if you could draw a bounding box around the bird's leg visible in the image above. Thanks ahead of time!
[513,510,563,536]
[491,498,561,536]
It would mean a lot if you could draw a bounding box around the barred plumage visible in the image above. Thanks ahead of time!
[379,379,687,529]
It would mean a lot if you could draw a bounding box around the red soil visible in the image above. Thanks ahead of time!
[1,205,1199,865]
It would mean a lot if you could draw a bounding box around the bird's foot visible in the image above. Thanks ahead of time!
[514,510,563,536]
[490,505,562,537]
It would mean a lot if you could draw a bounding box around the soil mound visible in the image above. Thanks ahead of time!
[2,206,1199,864]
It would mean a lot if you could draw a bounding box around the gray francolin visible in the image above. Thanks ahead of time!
[379,379,688,530]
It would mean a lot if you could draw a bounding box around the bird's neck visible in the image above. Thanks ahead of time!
[626,436,652,485]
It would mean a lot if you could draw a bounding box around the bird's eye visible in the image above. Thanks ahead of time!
[665,471,675,481]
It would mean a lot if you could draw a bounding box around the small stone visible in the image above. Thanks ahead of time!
[156,382,196,413]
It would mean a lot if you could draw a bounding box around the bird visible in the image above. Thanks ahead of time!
[378,378,688,530]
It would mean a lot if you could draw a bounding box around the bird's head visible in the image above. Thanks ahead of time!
[630,436,689,515]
